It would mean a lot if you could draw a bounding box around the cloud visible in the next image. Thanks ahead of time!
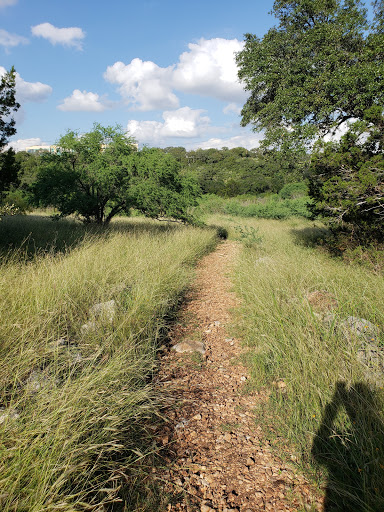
[58,89,108,111]
[0,0,18,7]
[127,107,210,144]
[31,23,85,49]
[223,102,242,115]
[0,29,28,50]
[193,131,264,150]
[8,137,50,152]
[173,38,246,102]
[104,59,179,111]
[104,38,246,111]
[0,66,52,102]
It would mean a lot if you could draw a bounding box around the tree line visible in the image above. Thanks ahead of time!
[1,0,383,244]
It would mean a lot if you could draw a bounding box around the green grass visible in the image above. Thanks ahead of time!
[195,193,312,220]
[217,215,384,512]
[0,214,218,511]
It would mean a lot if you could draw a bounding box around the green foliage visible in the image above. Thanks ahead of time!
[0,148,19,195]
[233,224,263,247]
[163,145,309,197]
[33,125,200,224]
[236,0,374,137]
[279,181,308,199]
[128,147,200,222]
[236,0,384,243]
[195,193,312,220]
[309,126,384,243]
[0,66,19,152]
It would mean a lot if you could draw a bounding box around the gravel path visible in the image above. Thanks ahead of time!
[156,241,323,512]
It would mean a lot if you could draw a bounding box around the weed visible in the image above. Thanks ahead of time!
[233,225,263,248]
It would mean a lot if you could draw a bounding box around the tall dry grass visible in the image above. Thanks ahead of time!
[0,215,218,511]
[215,215,384,511]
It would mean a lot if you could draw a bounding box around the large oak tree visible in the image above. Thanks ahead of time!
[236,0,384,242]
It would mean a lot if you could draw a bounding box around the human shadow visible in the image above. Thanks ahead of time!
[312,381,384,511]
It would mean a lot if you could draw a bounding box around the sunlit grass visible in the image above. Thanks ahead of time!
[0,215,218,511]
[218,215,384,511]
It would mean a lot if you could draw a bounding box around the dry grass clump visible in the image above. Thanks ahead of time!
[0,216,217,511]
[218,216,384,512]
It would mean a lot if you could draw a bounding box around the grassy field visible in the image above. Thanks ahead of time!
[0,214,218,511]
[218,216,384,511]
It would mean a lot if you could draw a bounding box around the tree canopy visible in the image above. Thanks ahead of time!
[33,124,200,224]
[236,0,383,138]
[236,0,384,242]
[0,67,20,217]
[0,66,19,152]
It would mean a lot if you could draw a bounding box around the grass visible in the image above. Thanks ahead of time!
[214,215,384,512]
[0,214,219,511]
[195,193,312,220]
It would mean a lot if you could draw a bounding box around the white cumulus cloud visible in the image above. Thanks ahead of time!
[0,66,52,102]
[0,29,28,50]
[58,89,108,111]
[0,0,18,7]
[195,131,264,150]
[31,23,85,49]
[127,107,210,144]
[104,59,179,111]
[104,38,246,111]
[8,137,50,152]
[223,102,242,115]
[173,38,246,102]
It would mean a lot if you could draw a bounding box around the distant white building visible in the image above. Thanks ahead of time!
[24,145,62,155]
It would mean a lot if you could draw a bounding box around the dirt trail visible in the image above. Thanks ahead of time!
[156,241,323,512]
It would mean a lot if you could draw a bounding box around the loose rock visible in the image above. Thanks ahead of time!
[172,340,206,355]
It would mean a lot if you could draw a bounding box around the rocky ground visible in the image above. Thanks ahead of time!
[155,241,324,512]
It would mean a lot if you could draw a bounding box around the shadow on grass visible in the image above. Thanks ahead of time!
[312,381,384,511]
[0,214,182,259]
[290,225,330,249]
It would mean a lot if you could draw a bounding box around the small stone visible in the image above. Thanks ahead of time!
[0,407,19,425]
[49,337,67,348]
[223,433,232,442]
[175,419,188,429]
[240,376,247,382]
[172,340,206,355]
[81,320,97,333]
[201,505,214,512]
[342,316,379,340]
[193,413,202,421]
[89,300,116,324]
[225,338,234,342]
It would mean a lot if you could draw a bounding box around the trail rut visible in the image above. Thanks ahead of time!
[156,241,323,511]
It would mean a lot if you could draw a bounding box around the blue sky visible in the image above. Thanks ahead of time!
[1,0,278,150]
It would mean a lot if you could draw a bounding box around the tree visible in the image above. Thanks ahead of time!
[0,66,19,152]
[0,67,20,217]
[236,0,374,138]
[33,124,200,224]
[236,0,384,241]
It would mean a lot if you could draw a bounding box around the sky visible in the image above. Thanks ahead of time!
[1,0,278,151]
